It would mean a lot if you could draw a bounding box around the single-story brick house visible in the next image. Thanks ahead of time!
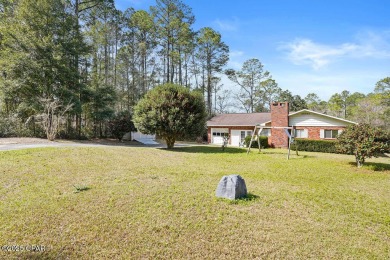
[207,102,357,148]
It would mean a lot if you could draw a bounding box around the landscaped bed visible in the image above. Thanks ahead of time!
[0,146,389,259]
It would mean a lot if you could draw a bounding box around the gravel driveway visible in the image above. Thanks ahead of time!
[0,137,159,151]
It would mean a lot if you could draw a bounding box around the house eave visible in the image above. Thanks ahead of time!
[207,124,257,127]
[289,109,358,125]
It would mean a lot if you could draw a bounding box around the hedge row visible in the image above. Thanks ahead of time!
[290,139,338,153]
[244,135,269,148]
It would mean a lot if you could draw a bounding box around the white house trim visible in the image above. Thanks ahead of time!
[320,129,324,139]
[207,124,255,127]
[262,109,357,126]
[290,114,351,127]
[289,109,357,125]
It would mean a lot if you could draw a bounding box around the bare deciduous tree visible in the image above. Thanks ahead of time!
[41,98,73,141]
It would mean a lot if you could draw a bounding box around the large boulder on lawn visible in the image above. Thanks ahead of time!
[216,174,247,200]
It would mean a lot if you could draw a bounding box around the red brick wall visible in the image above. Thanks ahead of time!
[270,102,289,148]
[208,126,254,144]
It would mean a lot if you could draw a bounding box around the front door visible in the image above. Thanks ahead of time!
[231,130,252,147]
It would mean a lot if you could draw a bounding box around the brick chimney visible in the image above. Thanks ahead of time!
[270,102,289,148]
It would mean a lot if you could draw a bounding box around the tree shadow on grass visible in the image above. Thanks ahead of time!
[240,192,260,201]
[254,150,317,159]
[160,146,246,154]
[66,139,148,147]
[348,162,390,172]
[288,154,317,159]
[165,146,323,158]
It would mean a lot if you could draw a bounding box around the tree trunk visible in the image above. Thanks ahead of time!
[114,25,118,95]
[47,111,53,141]
[178,47,182,85]
[165,135,175,149]
[214,84,217,113]
[74,0,82,138]
[356,154,364,168]
[207,70,212,116]
[126,67,130,111]
[357,160,363,168]
[166,41,170,83]
[250,86,254,113]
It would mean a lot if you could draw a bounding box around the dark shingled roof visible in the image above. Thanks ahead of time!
[207,113,271,126]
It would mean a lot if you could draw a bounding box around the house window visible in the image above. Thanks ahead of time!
[241,131,245,140]
[240,130,252,143]
[295,129,305,138]
[295,129,308,138]
[324,130,338,139]
[260,129,270,136]
[212,129,229,137]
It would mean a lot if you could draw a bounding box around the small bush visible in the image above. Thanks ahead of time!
[244,135,269,148]
[134,83,207,149]
[290,139,337,153]
[57,127,91,140]
[337,123,389,167]
[0,114,41,137]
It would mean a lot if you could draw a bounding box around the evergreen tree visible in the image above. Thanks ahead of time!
[196,27,229,115]
[134,83,207,149]
[226,58,269,113]
[0,0,89,139]
[256,78,281,112]
[150,0,195,84]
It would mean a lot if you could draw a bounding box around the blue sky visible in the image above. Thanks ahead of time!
[116,0,390,101]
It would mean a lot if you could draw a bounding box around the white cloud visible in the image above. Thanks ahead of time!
[229,50,244,57]
[227,60,243,70]
[352,30,390,58]
[213,17,239,32]
[281,39,359,70]
[225,50,245,69]
[280,31,390,70]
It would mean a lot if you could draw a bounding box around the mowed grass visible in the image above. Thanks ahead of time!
[0,146,389,259]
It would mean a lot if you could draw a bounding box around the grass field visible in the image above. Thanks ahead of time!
[0,145,389,259]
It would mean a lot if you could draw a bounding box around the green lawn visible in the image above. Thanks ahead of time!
[0,146,389,259]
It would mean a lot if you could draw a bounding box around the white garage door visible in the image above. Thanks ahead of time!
[211,128,228,145]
